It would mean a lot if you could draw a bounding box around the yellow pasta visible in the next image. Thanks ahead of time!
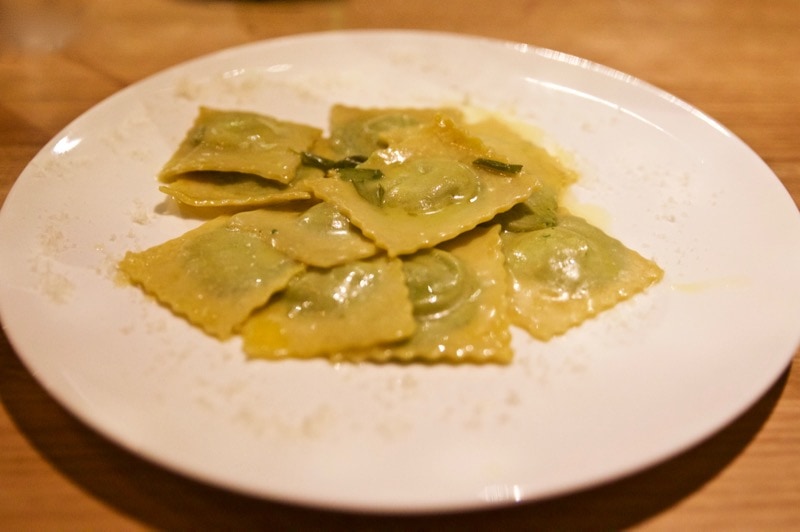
[466,117,577,194]
[501,214,664,340]
[327,104,465,157]
[241,257,416,359]
[159,107,322,184]
[159,171,311,209]
[344,225,513,363]
[305,115,538,256]
[231,202,378,268]
[120,104,663,364]
[119,216,304,339]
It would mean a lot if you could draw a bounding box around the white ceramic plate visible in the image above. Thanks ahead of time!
[1,30,799,513]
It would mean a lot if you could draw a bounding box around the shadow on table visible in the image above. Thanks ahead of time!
[0,328,790,531]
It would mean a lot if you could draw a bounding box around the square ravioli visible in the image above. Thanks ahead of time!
[120,104,664,364]
[326,104,466,157]
[159,107,322,184]
[241,257,416,359]
[119,216,304,339]
[305,115,538,256]
[159,171,311,210]
[345,225,513,364]
[231,202,378,268]
[501,214,664,340]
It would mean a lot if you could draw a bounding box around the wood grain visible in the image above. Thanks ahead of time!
[1,0,798,529]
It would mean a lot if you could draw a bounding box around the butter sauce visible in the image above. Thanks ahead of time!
[119,105,663,363]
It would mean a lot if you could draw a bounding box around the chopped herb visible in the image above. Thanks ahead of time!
[336,167,384,182]
[301,152,370,171]
[341,155,368,166]
[335,167,385,206]
[473,158,523,175]
[301,151,337,170]
[190,125,206,146]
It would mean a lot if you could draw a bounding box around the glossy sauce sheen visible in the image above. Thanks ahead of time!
[119,105,662,362]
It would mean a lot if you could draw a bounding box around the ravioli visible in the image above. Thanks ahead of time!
[122,104,664,365]
[472,118,575,233]
[466,118,577,194]
[119,216,304,339]
[327,105,465,158]
[346,225,512,364]
[231,202,378,268]
[306,115,538,256]
[495,186,560,232]
[241,257,415,359]
[159,107,322,184]
[159,171,311,210]
[501,214,663,340]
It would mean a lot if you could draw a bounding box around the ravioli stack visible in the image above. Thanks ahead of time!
[119,106,663,364]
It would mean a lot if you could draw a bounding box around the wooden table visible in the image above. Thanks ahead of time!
[1,0,798,529]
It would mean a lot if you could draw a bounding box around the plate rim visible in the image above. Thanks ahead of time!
[1,29,799,514]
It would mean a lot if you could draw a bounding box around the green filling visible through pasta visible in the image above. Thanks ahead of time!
[119,105,663,364]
